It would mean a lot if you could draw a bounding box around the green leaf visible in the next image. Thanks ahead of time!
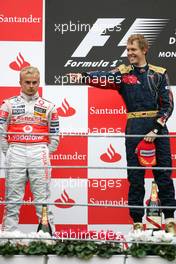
[67,244,74,252]
[0,237,176,261]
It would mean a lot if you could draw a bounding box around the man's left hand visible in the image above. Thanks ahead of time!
[144,131,157,142]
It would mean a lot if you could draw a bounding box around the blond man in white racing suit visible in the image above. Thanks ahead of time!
[0,66,59,232]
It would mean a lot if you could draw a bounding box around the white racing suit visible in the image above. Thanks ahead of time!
[0,92,59,232]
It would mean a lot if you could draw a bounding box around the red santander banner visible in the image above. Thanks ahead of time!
[0,0,43,41]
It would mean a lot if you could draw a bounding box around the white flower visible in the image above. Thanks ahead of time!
[126,229,174,245]
[0,230,28,246]
[37,230,51,238]
[0,230,56,246]
[36,231,56,245]
[153,230,173,242]
[126,230,153,242]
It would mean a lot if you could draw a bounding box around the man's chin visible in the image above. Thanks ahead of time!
[26,92,36,96]
[129,59,137,64]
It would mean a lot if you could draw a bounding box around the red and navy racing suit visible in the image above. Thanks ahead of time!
[82,64,175,222]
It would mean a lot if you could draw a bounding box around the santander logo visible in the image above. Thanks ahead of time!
[100,144,121,163]
[9,52,30,71]
[54,190,75,208]
[57,98,76,117]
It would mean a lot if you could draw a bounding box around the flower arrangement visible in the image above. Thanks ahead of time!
[0,229,176,261]
[127,229,176,261]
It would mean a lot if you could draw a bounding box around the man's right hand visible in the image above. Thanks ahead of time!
[144,130,157,142]
[67,73,82,83]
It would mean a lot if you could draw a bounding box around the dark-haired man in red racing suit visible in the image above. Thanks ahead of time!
[68,34,176,234]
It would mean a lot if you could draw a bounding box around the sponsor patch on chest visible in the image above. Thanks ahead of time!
[34,106,47,118]
[12,108,25,115]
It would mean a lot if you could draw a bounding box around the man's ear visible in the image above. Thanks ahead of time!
[143,48,148,55]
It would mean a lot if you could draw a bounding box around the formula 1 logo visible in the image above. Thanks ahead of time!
[71,18,169,58]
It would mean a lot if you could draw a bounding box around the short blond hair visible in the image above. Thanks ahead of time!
[127,34,149,51]
[20,66,40,80]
